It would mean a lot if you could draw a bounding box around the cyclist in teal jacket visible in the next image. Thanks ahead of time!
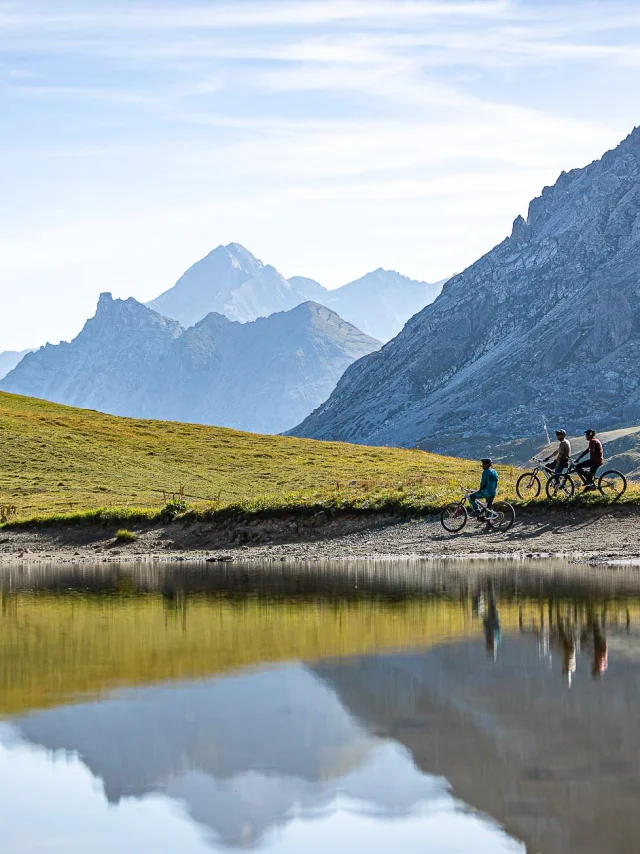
[469,458,499,516]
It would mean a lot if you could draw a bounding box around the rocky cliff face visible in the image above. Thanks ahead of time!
[1,296,379,434]
[0,295,183,415]
[291,127,640,458]
[0,350,33,381]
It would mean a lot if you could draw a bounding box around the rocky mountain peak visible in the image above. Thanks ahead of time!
[90,294,182,337]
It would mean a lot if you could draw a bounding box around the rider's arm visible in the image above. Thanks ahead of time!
[575,448,587,462]
[543,448,558,462]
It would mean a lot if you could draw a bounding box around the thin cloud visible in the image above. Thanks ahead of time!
[0,1,513,32]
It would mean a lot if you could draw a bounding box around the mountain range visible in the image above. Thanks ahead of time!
[149,243,443,343]
[291,127,640,460]
[0,295,379,434]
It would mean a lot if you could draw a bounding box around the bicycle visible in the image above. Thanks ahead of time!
[440,488,515,533]
[566,457,627,500]
[516,457,627,502]
[516,458,575,501]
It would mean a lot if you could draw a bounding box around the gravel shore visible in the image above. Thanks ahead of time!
[1,504,639,567]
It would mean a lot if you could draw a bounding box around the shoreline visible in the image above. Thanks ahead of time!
[1,503,640,568]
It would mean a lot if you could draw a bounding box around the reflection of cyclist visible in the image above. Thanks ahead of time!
[482,583,501,660]
[574,428,604,490]
[543,429,571,475]
[469,458,498,518]
[592,621,608,678]
[558,619,577,687]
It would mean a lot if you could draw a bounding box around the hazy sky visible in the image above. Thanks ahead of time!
[1,0,639,350]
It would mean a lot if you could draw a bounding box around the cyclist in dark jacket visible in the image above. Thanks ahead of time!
[469,458,498,516]
[575,429,604,489]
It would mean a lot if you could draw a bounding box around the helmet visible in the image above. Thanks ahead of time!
[584,428,596,437]
[555,428,567,438]
[480,457,493,466]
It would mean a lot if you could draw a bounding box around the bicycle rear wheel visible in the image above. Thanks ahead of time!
[516,472,541,500]
[546,474,575,501]
[598,470,627,500]
[440,503,468,532]
[488,501,515,532]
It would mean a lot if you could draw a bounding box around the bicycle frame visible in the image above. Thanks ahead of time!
[565,458,594,484]
[458,488,499,520]
[529,459,564,483]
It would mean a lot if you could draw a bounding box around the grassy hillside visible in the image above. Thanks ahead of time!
[0,392,519,523]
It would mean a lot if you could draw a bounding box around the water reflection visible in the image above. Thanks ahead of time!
[2,561,640,853]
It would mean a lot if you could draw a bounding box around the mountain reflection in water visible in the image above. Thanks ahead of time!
[2,560,640,853]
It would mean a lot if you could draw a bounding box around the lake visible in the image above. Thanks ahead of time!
[1,560,639,853]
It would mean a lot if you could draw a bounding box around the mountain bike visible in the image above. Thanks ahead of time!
[440,488,515,533]
[516,458,575,501]
[566,457,627,499]
[517,457,627,502]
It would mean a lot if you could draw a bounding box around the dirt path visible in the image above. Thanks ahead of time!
[1,504,639,566]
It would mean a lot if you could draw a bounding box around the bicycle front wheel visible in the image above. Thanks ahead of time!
[440,503,468,533]
[546,474,575,501]
[488,501,515,532]
[516,472,541,500]
[598,470,627,500]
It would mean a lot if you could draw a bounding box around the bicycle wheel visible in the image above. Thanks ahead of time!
[598,470,627,500]
[440,503,468,532]
[516,471,541,500]
[488,501,515,532]
[546,474,575,501]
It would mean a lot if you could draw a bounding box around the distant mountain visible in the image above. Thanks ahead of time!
[1,294,183,415]
[148,243,326,328]
[1,295,380,434]
[323,269,445,342]
[149,243,443,342]
[0,350,33,381]
[291,127,640,458]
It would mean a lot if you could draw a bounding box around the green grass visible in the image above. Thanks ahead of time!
[115,528,137,543]
[0,391,638,527]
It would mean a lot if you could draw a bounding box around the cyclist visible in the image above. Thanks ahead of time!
[574,428,604,490]
[543,429,571,475]
[469,458,498,519]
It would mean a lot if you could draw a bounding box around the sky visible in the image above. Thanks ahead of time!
[1,0,639,351]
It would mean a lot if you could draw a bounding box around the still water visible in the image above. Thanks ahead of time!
[1,561,639,854]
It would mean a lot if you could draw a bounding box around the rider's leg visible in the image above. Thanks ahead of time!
[484,495,497,527]
[575,461,598,486]
[575,460,592,483]
[468,491,484,515]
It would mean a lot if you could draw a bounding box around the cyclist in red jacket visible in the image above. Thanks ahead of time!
[575,428,604,489]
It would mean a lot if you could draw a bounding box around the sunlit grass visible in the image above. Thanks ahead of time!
[0,391,637,528]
